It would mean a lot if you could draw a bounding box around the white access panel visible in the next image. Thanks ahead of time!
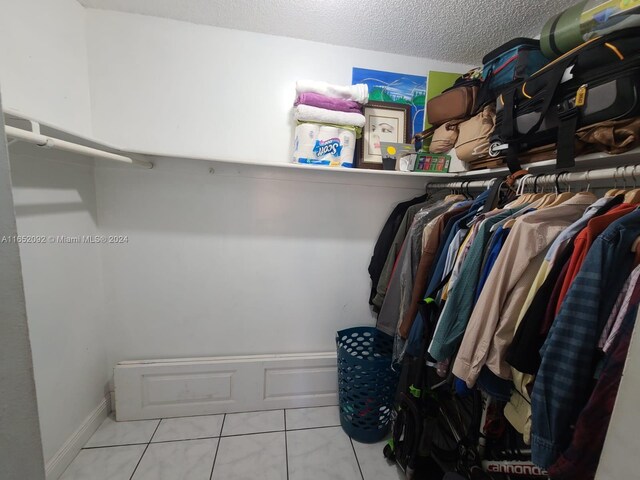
[114,353,338,421]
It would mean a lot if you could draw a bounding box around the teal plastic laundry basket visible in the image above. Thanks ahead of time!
[336,327,399,443]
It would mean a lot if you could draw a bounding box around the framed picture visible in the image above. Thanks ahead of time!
[357,101,411,169]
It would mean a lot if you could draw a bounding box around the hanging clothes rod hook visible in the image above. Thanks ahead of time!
[625,165,635,189]
[555,171,570,193]
[517,173,532,196]
[533,173,545,193]
[564,171,571,192]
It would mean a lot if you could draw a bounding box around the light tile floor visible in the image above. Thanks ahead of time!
[60,406,404,480]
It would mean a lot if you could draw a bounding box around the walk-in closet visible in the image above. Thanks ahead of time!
[2,1,640,480]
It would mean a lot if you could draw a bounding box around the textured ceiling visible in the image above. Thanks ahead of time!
[77,0,568,64]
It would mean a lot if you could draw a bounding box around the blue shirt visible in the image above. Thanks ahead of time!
[475,225,511,302]
[427,206,525,361]
[424,190,490,296]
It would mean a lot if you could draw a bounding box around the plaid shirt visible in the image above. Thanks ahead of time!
[548,292,639,479]
[531,208,640,468]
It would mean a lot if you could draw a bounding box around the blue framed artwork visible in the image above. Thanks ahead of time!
[352,68,427,137]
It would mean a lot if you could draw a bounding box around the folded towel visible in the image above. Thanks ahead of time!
[294,105,366,128]
[295,92,362,114]
[296,121,362,139]
[296,80,369,104]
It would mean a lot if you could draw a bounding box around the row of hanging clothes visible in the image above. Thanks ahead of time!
[368,167,640,479]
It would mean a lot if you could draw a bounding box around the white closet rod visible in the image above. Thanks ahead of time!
[427,165,640,190]
[4,125,153,169]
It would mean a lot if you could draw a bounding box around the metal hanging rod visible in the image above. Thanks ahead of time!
[4,125,153,169]
[427,165,640,190]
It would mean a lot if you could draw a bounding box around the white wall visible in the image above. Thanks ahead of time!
[596,308,640,479]
[85,9,470,162]
[0,0,107,469]
[10,148,109,465]
[83,9,469,364]
[95,159,426,365]
[0,96,46,480]
[0,0,93,137]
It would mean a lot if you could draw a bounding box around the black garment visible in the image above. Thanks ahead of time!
[368,194,427,309]
[506,242,575,374]
[505,194,624,374]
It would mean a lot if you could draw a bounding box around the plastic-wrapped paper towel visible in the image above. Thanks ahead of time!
[293,123,356,168]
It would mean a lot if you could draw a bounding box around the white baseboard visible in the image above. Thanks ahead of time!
[45,396,110,480]
[115,352,338,421]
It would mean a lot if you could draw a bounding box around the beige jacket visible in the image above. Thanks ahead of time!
[452,192,597,387]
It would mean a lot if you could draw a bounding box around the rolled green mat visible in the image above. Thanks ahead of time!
[541,0,640,59]
[541,1,589,59]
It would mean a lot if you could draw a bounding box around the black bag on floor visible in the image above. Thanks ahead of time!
[490,27,640,173]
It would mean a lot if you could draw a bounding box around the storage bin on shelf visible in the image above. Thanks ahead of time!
[293,123,356,168]
[336,326,399,443]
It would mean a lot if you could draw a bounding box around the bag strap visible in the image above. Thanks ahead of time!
[501,89,517,142]
[502,57,570,141]
[500,89,525,173]
[523,61,571,136]
[412,126,436,152]
[505,146,523,174]
[556,110,579,168]
[500,52,577,173]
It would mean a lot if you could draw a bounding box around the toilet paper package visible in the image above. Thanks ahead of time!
[293,123,355,168]
[339,129,356,166]
[293,123,319,160]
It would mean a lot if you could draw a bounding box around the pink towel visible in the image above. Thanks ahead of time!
[294,92,362,114]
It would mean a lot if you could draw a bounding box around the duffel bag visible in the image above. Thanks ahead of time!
[429,121,461,153]
[492,27,640,172]
[426,79,479,127]
[455,104,496,162]
[576,116,640,154]
[477,38,548,109]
